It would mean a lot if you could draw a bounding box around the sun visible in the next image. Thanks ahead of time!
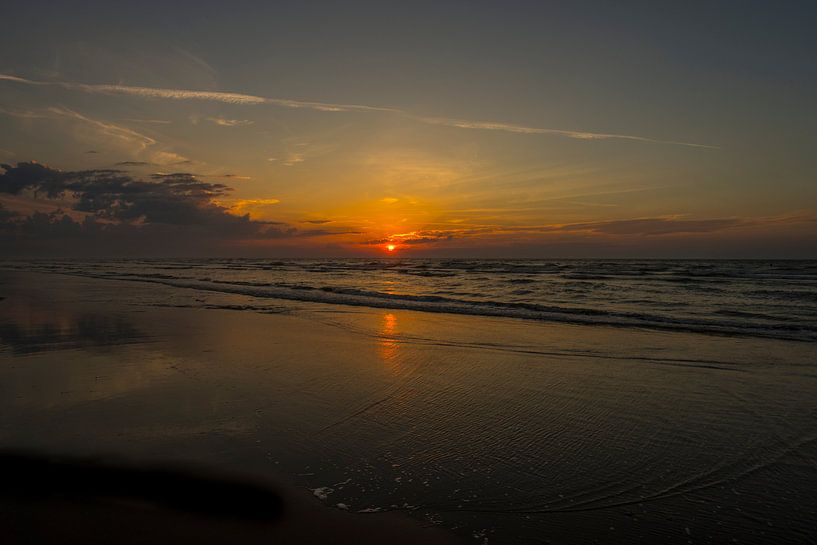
[386,244,396,252]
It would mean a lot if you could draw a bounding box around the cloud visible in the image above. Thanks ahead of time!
[219,174,251,180]
[0,203,18,222]
[0,73,390,111]
[120,118,172,124]
[302,219,333,224]
[151,151,190,165]
[54,107,158,149]
[380,197,399,204]
[206,117,254,127]
[0,74,716,148]
[115,161,152,166]
[296,228,364,237]
[0,106,191,165]
[150,171,251,180]
[0,106,157,150]
[367,230,456,246]
[232,198,281,206]
[1,163,232,225]
[173,47,218,77]
[361,216,751,249]
[116,160,215,169]
[559,217,743,235]
[282,153,305,166]
[223,198,281,216]
[415,116,719,149]
[0,162,341,255]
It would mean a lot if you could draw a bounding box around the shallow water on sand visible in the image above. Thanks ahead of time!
[1,271,816,544]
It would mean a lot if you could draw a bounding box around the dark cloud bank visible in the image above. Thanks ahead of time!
[0,162,325,256]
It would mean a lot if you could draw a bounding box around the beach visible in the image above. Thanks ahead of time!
[1,269,816,544]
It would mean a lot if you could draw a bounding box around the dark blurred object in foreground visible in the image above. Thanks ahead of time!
[0,452,458,545]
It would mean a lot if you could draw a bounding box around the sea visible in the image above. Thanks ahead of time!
[5,258,817,342]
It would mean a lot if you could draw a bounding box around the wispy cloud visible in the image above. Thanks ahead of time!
[47,107,157,149]
[0,105,190,165]
[0,74,393,111]
[120,118,172,124]
[415,116,719,149]
[219,173,252,180]
[282,152,305,166]
[150,171,251,180]
[369,229,456,245]
[0,73,717,148]
[363,215,761,247]
[115,160,152,166]
[1,105,155,148]
[558,217,743,235]
[147,150,190,166]
[206,116,254,127]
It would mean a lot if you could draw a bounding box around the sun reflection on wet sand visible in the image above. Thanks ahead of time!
[378,312,399,366]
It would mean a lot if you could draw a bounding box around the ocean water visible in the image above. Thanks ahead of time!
[5,259,817,341]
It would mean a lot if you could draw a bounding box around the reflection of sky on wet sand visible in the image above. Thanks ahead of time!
[378,313,399,366]
[0,310,145,355]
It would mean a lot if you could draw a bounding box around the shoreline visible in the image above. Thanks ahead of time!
[3,265,815,343]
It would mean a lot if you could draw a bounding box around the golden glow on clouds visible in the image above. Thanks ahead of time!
[221,198,281,217]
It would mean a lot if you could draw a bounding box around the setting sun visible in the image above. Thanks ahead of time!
[387,244,396,252]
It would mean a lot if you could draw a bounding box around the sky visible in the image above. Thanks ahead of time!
[1,0,816,258]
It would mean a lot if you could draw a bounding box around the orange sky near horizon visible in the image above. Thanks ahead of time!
[1,2,816,257]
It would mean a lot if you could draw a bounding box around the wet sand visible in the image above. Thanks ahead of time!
[1,271,816,543]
